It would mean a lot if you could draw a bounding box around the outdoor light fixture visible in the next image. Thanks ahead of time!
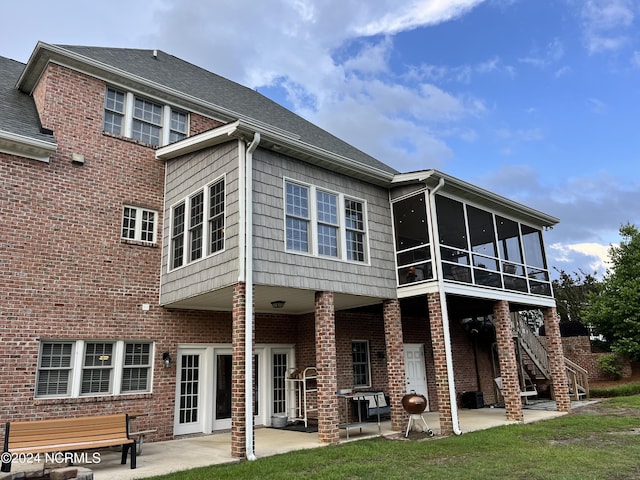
[162,352,172,368]
[271,300,286,309]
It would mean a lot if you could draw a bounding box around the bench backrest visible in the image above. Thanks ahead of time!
[6,414,130,450]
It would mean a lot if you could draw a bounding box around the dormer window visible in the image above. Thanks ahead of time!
[104,87,188,146]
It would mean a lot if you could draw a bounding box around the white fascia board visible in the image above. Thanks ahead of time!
[442,281,557,307]
[157,119,396,185]
[155,121,241,160]
[0,130,57,163]
[392,169,559,227]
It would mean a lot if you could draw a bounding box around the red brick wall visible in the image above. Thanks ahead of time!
[555,336,632,381]
[2,61,490,443]
[1,62,223,442]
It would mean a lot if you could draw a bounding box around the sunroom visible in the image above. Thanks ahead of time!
[388,170,570,434]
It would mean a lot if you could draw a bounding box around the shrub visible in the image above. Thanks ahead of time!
[590,382,640,398]
[598,353,624,380]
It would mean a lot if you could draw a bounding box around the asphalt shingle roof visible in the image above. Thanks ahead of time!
[0,56,55,143]
[55,45,398,175]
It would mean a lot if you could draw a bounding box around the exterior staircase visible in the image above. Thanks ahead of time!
[513,314,589,400]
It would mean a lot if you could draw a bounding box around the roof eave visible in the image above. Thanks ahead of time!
[157,120,396,186]
[392,169,559,227]
[0,130,57,163]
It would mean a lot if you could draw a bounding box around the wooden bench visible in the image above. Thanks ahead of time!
[1,413,136,472]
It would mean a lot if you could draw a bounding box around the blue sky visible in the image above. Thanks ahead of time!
[3,0,640,279]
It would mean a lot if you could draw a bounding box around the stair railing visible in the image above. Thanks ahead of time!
[515,317,551,379]
[565,358,590,400]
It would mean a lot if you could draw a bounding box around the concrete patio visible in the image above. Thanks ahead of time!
[8,401,595,480]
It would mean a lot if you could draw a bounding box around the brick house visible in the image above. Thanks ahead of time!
[0,42,572,458]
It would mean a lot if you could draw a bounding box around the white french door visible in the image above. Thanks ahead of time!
[174,345,292,435]
[174,348,207,435]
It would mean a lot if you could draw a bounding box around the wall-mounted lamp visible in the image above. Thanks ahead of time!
[271,300,286,309]
[162,352,172,368]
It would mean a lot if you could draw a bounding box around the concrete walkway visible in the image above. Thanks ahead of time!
[10,401,593,480]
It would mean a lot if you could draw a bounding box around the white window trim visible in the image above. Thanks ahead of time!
[121,205,158,244]
[283,178,370,264]
[106,88,189,147]
[36,340,155,399]
[169,175,226,271]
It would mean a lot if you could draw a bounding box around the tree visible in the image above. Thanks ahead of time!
[583,224,640,361]
[552,268,599,324]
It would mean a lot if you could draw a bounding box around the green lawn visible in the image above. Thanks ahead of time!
[147,396,640,480]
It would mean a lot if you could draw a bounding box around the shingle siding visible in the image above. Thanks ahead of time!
[160,142,241,304]
[252,149,397,297]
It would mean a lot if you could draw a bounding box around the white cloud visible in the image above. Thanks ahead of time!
[587,97,608,114]
[142,0,491,169]
[579,0,636,54]
[518,38,565,67]
[549,242,612,276]
[352,0,487,36]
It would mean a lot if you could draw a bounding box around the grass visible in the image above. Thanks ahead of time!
[145,395,640,480]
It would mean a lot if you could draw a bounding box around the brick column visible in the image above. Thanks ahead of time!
[428,292,453,435]
[383,299,406,431]
[231,282,248,458]
[543,306,571,412]
[493,300,523,422]
[315,291,339,444]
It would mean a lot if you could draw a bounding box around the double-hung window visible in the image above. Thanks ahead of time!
[36,342,74,397]
[81,342,114,395]
[122,342,152,392]
[104,88,125,135]
[170,111,188,143]
[121,206,157,243]
[345,199,365,261]
[317,190,338,256]
[171,177,225,270]
[284,180,368,262]
[132,98,163,146]
[36,340,153,398]
[285,182,310,252]
[103,87,188,146]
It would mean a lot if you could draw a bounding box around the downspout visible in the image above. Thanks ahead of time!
[238,139,246,282]
[427,178,463,435]
[244,132,261,460]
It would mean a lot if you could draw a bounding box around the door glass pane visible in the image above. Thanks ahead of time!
[216,354,232,420]
[179,354,199,424]
[253,354,259,416]
[272,353,288,415]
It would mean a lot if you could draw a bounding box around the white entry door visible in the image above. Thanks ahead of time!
[403,344,429,411]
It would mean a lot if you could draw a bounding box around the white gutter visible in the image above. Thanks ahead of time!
[427,178,463,435]
[244,132,260,461]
